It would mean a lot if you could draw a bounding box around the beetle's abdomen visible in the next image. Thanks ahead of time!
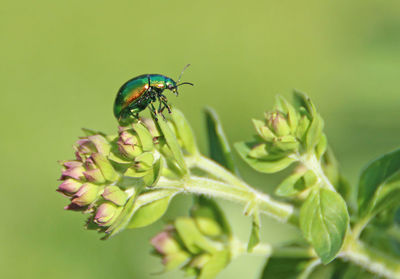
[113,76,150,118]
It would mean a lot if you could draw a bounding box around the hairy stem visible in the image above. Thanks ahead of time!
[294,152,336,191]
[340,238,400,279]
[156,175,297,224]
[161,153,400,278]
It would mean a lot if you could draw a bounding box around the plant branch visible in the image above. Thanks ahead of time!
[340,238,400,279]
[156,175,297,224]
[292,152,336,191]
[161,153,400,278]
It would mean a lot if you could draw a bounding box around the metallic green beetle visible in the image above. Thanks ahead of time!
[113,65,193,124]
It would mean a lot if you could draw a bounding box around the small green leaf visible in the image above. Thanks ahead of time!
[366,172,400,219]
[91,153,119,181]
[275,95,299,134]
[293,90,317,118]
[300,188,349,264]
[305,115,324,151]
[106,189,176,237]
[248,209,261,252]
[260,257,310,279]
[275,170,316,197]
[170,108,199,156]
[143,157,163,186]
[175,217,219,254]
[205,107,238,174]
[358,148,400,217]
[296,115,310,142]
[128,194,171,229]
[81,128,107,137]
[156,117,188,174]
[315,134,327,159]
[133,122,154,152]
[198,250,230,279]
[191,196,231,238]
[252,119,276,142]
[235,141,296,173]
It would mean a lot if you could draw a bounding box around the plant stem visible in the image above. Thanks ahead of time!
[156,175,297,224]
[165,154,400,278]
[186,155,249,190]
[340,238,400,279]
[294,152,336,191]
[352,216,372,239]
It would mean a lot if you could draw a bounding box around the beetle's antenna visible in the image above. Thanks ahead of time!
[177,64,191,83]
[176,82,194,87]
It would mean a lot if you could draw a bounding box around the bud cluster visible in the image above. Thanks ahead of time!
[151,199,231,278]
[57,122,158,232]
[237,92,325,174]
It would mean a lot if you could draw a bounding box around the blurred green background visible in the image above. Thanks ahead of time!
[2,0,400,278]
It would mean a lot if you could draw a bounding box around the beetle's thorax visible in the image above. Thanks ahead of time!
[148,75,176,91]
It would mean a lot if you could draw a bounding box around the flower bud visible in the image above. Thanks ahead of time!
[134,152,154,172]
[94,202,122,227]
[71,183,100,207]
[57,179,82,196]
[61,161,85,180]
[151,228,182,255]
[118,127,143,159]
[83,168,105,184]
[151,226,191,271]
[102,186,128,206]
[266,111,291,137]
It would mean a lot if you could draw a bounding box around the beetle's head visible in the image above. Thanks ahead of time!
[165,78,177,94]
[168,64,194,96]
[166,78,193,96]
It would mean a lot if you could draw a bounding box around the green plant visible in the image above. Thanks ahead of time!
[57,92,400,279]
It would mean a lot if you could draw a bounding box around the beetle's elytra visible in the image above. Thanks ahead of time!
[113,65,193,124]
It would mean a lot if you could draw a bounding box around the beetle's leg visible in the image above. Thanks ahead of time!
[159,95,171,113]
[149,102,158,121]
[157,99,163,114]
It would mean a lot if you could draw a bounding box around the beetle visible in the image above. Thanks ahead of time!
[113,64,193,124]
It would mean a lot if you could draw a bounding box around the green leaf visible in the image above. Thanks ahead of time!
[204,107,238,174]
[260,257,310,279]
[198,250,230,279]
[275,172,305,197]
[156,117,188,175]
[235,141,296,173]
[358,148,400,217]
[366,173,400,220]
[293,90,317,118]
[315,134,327,160]
[305,114,324,152]
[191,196,231,238]
[248,209,261,252]
[105,188,176,237]
[133,122,154,152]
[361,226,400,258]
[128,194,171,229]
[81,128,107,137]
[275,95,299,134]
[91,153,119,181]
[170,108,199,156]
[143,157,163,186]
[275,170,316,197]
[300,188,349,264]
[175,217,219,254]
